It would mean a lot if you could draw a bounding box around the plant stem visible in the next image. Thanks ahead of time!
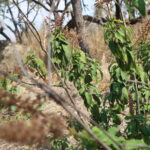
[134,73,140,114]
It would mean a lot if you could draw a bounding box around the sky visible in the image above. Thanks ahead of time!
[0,0,95,41]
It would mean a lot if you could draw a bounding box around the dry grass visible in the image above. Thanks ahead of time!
[95,0,112,8]
[0,114,68,146]
[22,23,47,49]
[0,43,30,74]
[85,25,112,86]
[21,22,112,65]
[21,27,47,59]
[0,90,68,148]
[85,27,112,62]
[132,18,150,45]
[62,29,80,50]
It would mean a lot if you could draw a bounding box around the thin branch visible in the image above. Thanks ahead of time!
[69,10,150,27]
[126,144,150,149]
[134,73,140,115]
[127,80,150,86]
[51,63,85,123]
[32,0,50,11]
[6,0,22,42]
[0,28,11,41]
[45,0,56,84]
[83,15,105,25]
[13,0,47,54]
[31,8,40,23]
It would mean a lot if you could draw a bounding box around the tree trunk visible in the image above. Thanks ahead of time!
[94,4,99,18]
[94,0,102,18]
[115,0,122,20]
[71,0,91,56]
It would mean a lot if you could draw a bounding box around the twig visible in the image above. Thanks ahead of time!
[0,29,11,41]
[127,80,150,86]
[51,63,85,123]
[32,0,50,11]
[6,0,22,42]
[126,144,150,149]
[45,1,56,85]
[134,73,140,114]
[13,0,47,54]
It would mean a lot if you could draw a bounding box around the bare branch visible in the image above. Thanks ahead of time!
[13,0,47,54]
[0,27,11,41]
[6,0,22,42]
[32,0,50,11]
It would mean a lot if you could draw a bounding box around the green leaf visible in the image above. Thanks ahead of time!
[113,115,121,125]
[132,0,146,16]
[62,44,72,62]
[144,90,150,100]
[108,41,122,59]
[121,87,129,102]
[115,30,126,43]
[85,92,93,108]
[92,127,111,144]
[85,74,92,83]
[79,87,86,95]
[91,104,101,122]
[125,139,145,150]
[112,104,122,113]
[111,82,122,96]
[120,70,129,81]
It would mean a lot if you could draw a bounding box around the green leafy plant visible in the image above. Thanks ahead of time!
[24,50,47,80]
[0,74,19,93]
[124,0,146,18]
[79,126,149,150]
[52,29,103,121]
[125,115,150,144]
[52,138,75,150]
[104,18,150,145]
[50,27,150,149]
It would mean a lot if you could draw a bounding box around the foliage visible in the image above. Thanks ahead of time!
[104,18,135,71]
[104,18,150,145]
[50,28,150,149]
[0,74,19,93]
[79,127,149,150]
[137,40,150,76]
[52,29,103,118]
[125,0,146,17]
[24,50,47,80]
[52,138,75,150]
[125,115,150,144]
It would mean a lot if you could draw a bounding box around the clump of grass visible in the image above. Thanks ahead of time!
[85,27,111,62]
[135,19,150,44]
